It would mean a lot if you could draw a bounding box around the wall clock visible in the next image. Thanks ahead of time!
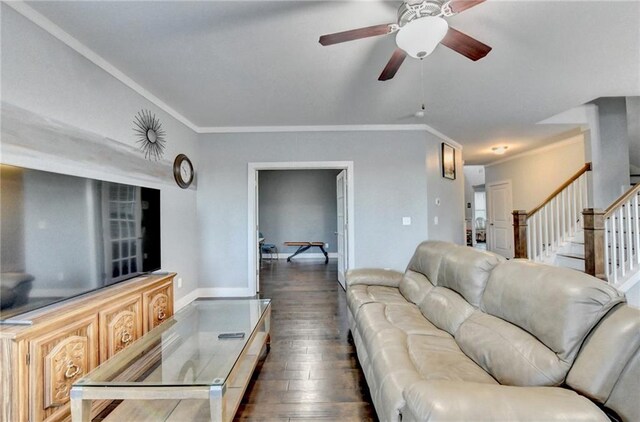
[133,109,166,160]
[173,154,194,189]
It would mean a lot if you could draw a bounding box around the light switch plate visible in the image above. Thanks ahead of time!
[402,217,411,226]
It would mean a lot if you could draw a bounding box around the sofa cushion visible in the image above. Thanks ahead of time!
[566,305,640,404]
[436,247,504,307]
[384,303,449,337]
[418,286,475,335]
[399,269,434,305]
[407,335,497,385]
[357,303,448,354]
[403,381,610,422]
[404,241,456,285]
[456,311,569,386]
[346,285,407,318]
[481,260,625,362]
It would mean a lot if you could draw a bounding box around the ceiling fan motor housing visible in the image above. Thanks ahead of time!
[395,16,449,58]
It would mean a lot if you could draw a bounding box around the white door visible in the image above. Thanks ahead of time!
[487,181,513,258]
[336,170,348,289]
[255,171,260,293]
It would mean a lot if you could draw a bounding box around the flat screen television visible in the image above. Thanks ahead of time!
[0,164,161,321]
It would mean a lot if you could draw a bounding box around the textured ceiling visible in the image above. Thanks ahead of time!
[24,1,640,163]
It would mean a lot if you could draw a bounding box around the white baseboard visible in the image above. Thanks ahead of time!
[174,287,255,310]
[174,288,200,311]
[270,252,338,260]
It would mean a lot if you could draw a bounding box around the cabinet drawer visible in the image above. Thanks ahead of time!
[99,296,143,361]
[28,314,99,422]
[142,280,173,333]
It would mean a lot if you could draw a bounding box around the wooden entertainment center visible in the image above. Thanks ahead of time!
[0,273,175,422]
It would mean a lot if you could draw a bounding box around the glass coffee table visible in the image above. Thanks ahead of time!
[70,298,271,422]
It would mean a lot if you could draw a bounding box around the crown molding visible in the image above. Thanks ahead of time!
[6,1,461,149]
[198,124,462,149]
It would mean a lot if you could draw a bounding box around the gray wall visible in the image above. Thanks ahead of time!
[2,5,200,305]
[485,135,586,212]
[197,131,465,289]
[588,98,631,208]
[259,170,339,254]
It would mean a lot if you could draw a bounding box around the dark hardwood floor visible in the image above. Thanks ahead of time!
[234,259,377,421]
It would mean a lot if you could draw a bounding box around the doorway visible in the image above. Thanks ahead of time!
[248,161,355,294]
[486,180,514,258]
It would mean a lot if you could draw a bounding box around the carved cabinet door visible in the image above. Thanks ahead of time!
[98,296,143,361]
[142,280,174,333]
[28,314,98,422]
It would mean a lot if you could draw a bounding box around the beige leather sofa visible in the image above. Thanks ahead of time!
[346,241,640,422]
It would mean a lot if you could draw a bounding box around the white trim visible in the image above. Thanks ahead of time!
[5,2,465,144]
[197,287,254,298]
[200,125,462,148]
[174,288,200,311]
[248,161,356,296]
[485,131,585,168]
[173,287,255,311]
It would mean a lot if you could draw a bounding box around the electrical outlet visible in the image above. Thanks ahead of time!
[177,278,183,288]
[324,243,329,248]
[402,217,411,226]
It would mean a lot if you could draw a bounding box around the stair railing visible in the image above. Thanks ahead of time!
[513,163,592,261]
[584,184,640,286]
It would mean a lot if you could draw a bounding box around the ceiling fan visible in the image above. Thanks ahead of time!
[319,0,491,81]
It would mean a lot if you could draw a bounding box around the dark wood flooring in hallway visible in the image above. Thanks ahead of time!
[234,259,378,421]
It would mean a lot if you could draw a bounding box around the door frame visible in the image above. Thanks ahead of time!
[486,179,514,258]
[247,161,355,295]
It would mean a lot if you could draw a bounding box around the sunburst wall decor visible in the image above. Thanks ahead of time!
[133,109,166,160]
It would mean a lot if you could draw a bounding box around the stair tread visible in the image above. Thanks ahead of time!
[556,252,585,260]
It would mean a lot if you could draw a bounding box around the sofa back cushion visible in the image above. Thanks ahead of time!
[481,260,624,362]
[436,246,504,307]
[456,260,624,387]
[399,270,434,305]
[419,287,474,335]
[456,311,570,385]
[566,304,640,421]
[400,241,503,306]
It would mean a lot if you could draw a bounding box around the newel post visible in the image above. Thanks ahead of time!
[512,210,528,258]
[583,208,606,280]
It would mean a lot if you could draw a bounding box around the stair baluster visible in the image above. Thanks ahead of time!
[513,163,592,263]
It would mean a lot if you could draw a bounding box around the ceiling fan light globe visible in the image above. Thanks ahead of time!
[395,16,449,59]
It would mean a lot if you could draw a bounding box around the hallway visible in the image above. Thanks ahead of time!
[235,259,377,421]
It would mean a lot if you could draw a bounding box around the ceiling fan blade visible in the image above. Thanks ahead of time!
[449,0,486,14]
[440,27,492,61]
[378,49,407,81]
[319,23,394,46]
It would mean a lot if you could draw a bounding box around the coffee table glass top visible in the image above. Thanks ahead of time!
[74,299,271,388]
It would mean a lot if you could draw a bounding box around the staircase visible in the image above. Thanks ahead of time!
[554,230,585,272]
[512,163,591,266]
[513,166,640,305]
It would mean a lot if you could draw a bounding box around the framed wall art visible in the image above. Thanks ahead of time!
[441,142,456,180]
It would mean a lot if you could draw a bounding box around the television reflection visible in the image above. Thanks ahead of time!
[0,165,161,320]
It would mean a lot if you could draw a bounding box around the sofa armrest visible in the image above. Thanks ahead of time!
[403,381,608,422]
[345,268,403,288]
